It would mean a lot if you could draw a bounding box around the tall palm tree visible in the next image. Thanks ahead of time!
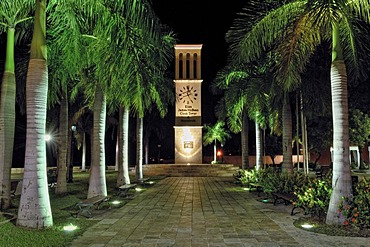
[17,0,53,229]
[124,32,175,180]
[72,106,93,172]
[74,0,175,185]
[93,0,175,183]
[213,65,252,169]
[227,0,370,225]
[47,0,88,194]
[28,0,105,199]
[49,0,135,197]
[203,121,231,163]
[213,62,275,170]
[246,74,278,170]
[0,0,33,210]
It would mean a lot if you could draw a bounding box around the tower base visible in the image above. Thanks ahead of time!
[174,126,202,164]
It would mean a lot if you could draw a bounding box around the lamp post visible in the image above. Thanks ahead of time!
[68,125,76,183]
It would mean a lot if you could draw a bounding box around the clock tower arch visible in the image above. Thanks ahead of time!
[174,44,203,164]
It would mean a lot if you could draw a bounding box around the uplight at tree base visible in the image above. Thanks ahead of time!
[301,224,314,229]
[63,224,78,232]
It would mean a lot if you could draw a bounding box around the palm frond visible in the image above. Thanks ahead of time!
[227,1,306,63]
[274,11,322,91]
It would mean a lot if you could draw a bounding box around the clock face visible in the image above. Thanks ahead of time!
[178,85,198,104]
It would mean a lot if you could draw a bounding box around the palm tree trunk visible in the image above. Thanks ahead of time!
[17,0,53,229]
[255,121,263,170]
[300,92,307,174]
[136,116,143,180]
[117,107,130,187]
[326,24,352,225]
[81,132,86,171]
[87,86,107,198]
[17,58,52,228]
[296,93,300,170]
[282,96,293,172]
[0,28,16,210]
[115,137,119,171]
[302,111,309,174]
[55,95,68,194]
[144,135,149,165]
[241,111,249,169]
[213,140,217,163]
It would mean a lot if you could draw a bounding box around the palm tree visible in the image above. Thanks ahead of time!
[226,0,370,225]
[213,62,275,170]
[17,0,53,228]
[47,0,89,194]
[213,65,251,169]
[203,121,231,163]
[92,0,175,183]
[215,98,250,168]
[72,106,93,172]
[124,32,175,180]
[49,0,134,197]
[246,75,278,170]
[0,0,33,210]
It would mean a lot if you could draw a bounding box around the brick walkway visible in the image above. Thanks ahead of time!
[71,177,368,247]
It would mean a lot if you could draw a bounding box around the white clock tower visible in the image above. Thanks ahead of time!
[174,44,203,164]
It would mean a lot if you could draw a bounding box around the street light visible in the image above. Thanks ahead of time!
[68,125,76,183]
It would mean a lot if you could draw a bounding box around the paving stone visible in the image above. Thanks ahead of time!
[97,219,119,225]
[70,177,368,247]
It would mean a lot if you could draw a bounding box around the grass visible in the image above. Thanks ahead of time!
[0,171,132,247]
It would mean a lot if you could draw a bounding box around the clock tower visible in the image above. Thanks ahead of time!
[174,44,203,164]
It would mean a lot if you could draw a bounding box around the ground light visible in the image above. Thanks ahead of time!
[148,181,155,184]
[63,224,78,232]
[135,187,143,192]
[111,200,120,205]
[243,188,250,191]
[301,224,314,229]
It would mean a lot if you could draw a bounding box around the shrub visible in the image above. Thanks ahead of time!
[258,168,307,194]
[234,168,260,186]
[339,177,370,229]
[294,177,332,219]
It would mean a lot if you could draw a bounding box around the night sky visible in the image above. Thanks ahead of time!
[149,1,247,159]
[151,0,246,123]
